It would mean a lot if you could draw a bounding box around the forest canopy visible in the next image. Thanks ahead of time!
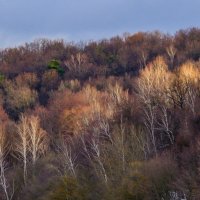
[0,28,200,200]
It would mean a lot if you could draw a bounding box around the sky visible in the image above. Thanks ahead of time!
[0,0,199,48]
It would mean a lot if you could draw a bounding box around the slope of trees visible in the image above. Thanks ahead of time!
[0,28,199,199]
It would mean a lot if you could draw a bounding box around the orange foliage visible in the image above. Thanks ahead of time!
[15,72,39,88]
[47,90,90,136]
[60,106,91,136]
[47,82,129,137]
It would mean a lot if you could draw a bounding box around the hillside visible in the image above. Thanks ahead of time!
[0,28,200,200]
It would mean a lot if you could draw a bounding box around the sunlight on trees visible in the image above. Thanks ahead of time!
[0,28,199,199]
[137,56,173,155]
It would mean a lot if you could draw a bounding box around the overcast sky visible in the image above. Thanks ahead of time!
[0,0,199,48]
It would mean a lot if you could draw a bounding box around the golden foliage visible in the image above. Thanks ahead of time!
[8,86,37,109]
[108,82,129,106]
[138,56,172,104]
[178,61,200,85]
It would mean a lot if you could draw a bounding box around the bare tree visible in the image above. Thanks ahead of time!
[80,132,108,184]
[0,125,14,200]
[166,45,176,70]
[15,115,29,185]
[137,56,172,155]
[139,50,148,69]
[130,125,150,160]
[28,116,49,165]
[143,103,157,155]
[60,137,78,178]
[137,66,158,155]
[167,76,189,109]
[185,86,198,116]
[90,135,108,184]
[108,83,129,107]
[156,105,174,145]
[80,133,95,168]
[179,62,200,116]
[14,115,49,184]
[98,119,113,145]
[112,116,126,171]
[64,53,88,73]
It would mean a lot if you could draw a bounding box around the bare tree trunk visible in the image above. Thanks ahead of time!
[0,125,14,200]
[144,104,157,156]
[166,45,176,70]
[15,115,29,185]
[117,116,126,172]
[130,126,150,160]
[61,138,78,178]
[186,86,197,117]
[81,133,108,185]
[28,116,49,166]
[0,160,9,200]
[156,106,174,145]
[90,138,108,184]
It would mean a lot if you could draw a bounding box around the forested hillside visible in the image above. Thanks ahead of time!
[0,28,200,200]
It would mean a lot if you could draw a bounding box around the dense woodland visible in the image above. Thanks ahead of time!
[0,28,200,200]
